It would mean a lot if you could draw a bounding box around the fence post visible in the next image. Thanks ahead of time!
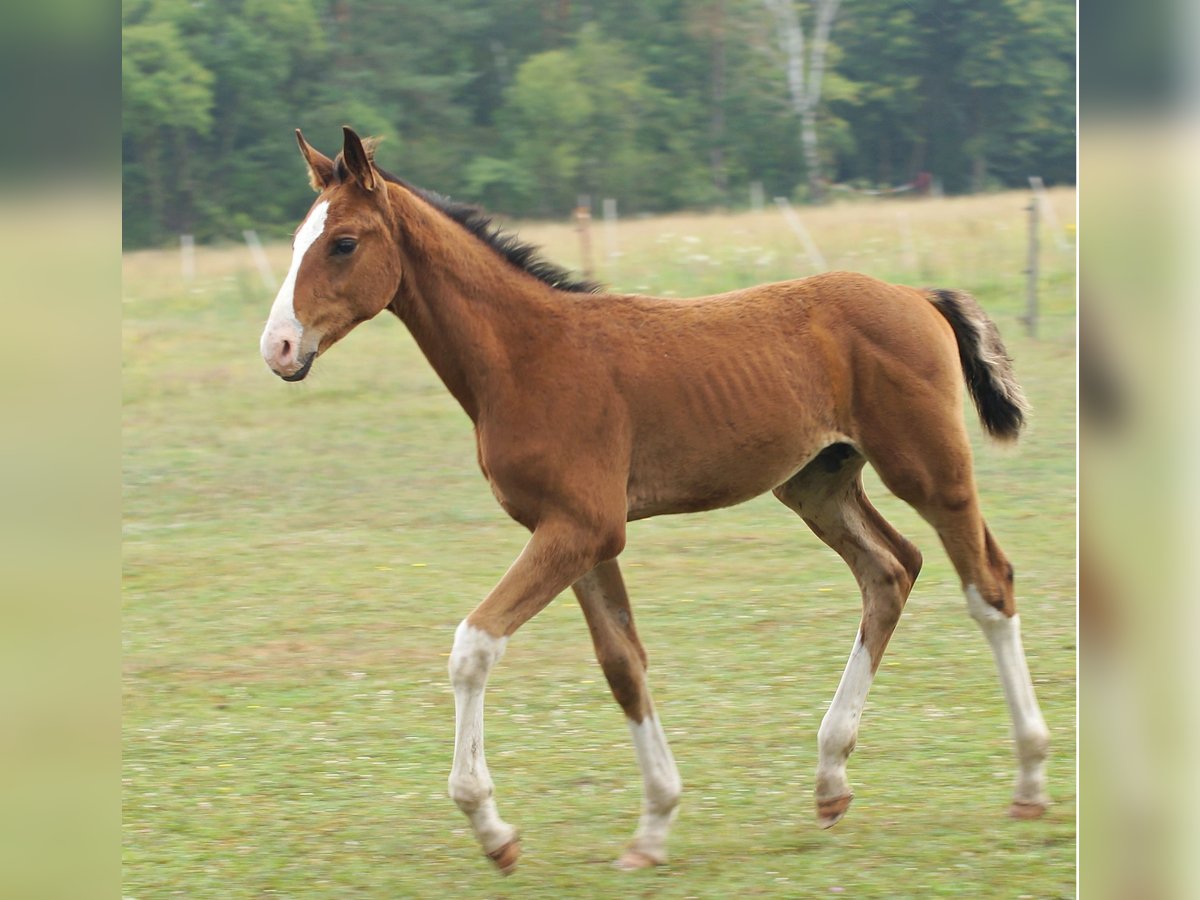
[1023,198,1039,339]
[574,195,594,280]
[602,197,619,280]
[1028,176,1068,252]
[243,229,277,294]
[180,234,195,284]
[749,180,765,213]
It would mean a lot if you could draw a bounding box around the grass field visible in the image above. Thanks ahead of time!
[123,189,1076,898]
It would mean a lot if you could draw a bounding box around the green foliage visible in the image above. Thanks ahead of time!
[496,47,594,213]
[122,22,214,138]
[489,25,711,214]
[123,0,326,243]
[121,1,1076,247]
[832,0,1076,192]
[463,155,534,212]
[122,16,215,246]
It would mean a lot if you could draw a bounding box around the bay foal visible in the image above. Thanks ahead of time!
[260,128,1050,872]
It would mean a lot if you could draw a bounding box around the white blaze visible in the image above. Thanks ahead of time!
[260,200,330,356]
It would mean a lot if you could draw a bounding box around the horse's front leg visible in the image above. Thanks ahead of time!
[572,559,681,869]
[447,620,516,871]
[448,514,625,873]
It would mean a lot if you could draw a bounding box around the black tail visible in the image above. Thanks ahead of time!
[927,289,1030,442]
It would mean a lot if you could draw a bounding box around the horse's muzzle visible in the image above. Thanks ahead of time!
[279,351,316,382]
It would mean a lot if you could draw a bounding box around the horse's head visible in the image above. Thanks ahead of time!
[260,127,400,381]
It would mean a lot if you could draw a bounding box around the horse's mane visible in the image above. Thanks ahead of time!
[388,172,603,295]
[332,145,601,295]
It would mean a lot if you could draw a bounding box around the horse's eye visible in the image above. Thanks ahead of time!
[331,237,358,256]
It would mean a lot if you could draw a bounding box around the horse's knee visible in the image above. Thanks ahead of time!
[449,620,506,688]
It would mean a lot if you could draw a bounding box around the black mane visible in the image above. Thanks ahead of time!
[376,167,602,295]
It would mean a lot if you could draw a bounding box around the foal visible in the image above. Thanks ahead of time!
[261,127,1050,872]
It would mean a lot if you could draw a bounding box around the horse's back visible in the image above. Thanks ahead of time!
[589,270,958,426]
[594,272,959,518]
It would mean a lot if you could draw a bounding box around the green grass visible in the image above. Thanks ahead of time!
[123,192,1075,897]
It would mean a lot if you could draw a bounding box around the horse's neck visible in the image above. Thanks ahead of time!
[387,188,560,422]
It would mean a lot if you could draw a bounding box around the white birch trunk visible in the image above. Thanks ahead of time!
[762,0,842,202]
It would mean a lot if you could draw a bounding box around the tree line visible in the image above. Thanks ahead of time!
[122,0,1075,248]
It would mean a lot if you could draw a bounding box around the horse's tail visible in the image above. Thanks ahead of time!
[927,288,1030,442]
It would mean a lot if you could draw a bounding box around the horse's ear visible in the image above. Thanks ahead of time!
[295,129,334,191]
[341,126,379,192]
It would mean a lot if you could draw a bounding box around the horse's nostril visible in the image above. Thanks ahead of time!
[280,339,292,360]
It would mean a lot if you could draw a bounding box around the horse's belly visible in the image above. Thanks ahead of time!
[620,343,842,519]
[624,434,835,520]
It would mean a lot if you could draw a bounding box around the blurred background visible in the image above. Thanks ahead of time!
[12,0,1200,895]
[1080,0,1200,897]
[120,0,1075,247]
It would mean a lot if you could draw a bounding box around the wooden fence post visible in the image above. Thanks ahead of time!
[602,197,619,280]
[180,234,195,284]
[749,180,765,213]
[574,195,594,280]
[1023,198,1039,339]
[243,230,277,294]
[1028,176,1069,252]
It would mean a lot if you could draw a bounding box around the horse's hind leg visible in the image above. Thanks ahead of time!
[926,504,1049,816]
[864,428,1050,818]
[774,443,923,828]
[572,559,681,869]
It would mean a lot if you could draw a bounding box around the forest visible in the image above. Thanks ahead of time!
[122,0,1075,248]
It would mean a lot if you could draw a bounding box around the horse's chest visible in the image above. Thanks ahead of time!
[475,433,544,530]
[478,465,536,530]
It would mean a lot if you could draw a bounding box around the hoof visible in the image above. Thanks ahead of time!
[816,793,853,829]
[615,848,663,871]
[1008,800,1048,820]
[486,838,521,875]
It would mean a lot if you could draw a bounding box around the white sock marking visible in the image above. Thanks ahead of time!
[627,715,681,862]
[260,199,329,358]
[816,630,874,802]
[966,585,1049,806]
[447,620,515,853]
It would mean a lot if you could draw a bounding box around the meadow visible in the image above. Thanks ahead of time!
[123,189,1076,898]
